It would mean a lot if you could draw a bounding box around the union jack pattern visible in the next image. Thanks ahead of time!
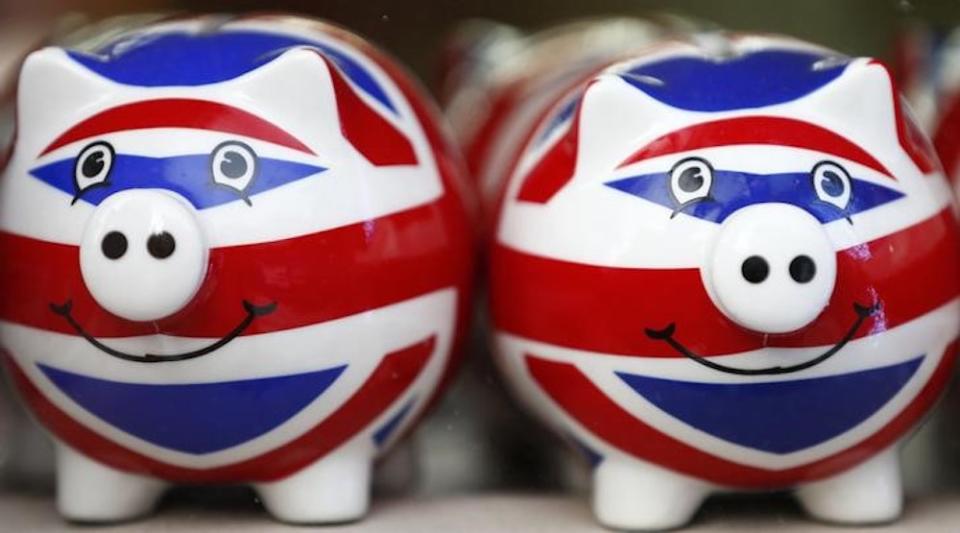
[0,15,474,485]
[487,35,960,488]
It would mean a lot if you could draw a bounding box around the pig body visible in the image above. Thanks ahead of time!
[480,32,960,529]
[0,14,473,524]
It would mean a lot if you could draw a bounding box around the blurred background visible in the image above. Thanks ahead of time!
[2,0,960,515]
[2,0,960,80]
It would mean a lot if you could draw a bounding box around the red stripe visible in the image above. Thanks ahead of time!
[527,338,957,488]
[315,53,417,166]
[40,99,314,155]
[616,116,895,179]
[0,202,470,338]
[4,335,433,483]
[492,208,960,357]
[515,88,585,204]
[343,34,479,418]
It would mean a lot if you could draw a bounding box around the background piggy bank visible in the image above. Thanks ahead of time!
[486,34,960,529]
[896,25,960,192]
[0,14,474,524]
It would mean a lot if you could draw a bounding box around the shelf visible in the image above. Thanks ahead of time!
[2,488,960,532]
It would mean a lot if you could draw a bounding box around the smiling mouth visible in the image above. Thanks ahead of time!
[645,302,880,376]
[49,300,278,363]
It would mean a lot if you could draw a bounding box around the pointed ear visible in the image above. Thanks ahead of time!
[575,72,675,173]
[514,73,672,203]
[802,58,938,174]
[229,47,342,153]
[231,47,416,166]
[17,47,115,135]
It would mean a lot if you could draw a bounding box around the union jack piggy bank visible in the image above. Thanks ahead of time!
[0,14,474,524]
[486,34,960,529]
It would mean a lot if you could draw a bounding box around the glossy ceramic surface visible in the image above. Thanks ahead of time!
[0,14,474,524]
[472,30,960,529]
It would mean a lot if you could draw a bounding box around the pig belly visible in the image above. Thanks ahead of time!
[0,288,456,480]
[493,298,959,488]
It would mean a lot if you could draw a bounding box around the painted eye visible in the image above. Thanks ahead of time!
[669,157,713,205]
[74,142,114,194]
[812,161,852,210]
[211,141,258,195]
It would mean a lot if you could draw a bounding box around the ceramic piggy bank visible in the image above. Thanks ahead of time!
[0,14,474,524]
[486,34,960,529]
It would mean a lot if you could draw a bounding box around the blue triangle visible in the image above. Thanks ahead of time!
[40,363,346,455]
[617,356,922,454]
[372,398,416,447]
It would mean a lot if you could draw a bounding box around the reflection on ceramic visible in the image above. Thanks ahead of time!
[0,14,474,524]
[478,31,960,529]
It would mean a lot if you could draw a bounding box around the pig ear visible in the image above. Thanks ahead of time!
[803,58,938,173]
[231,47,416,165]
[805,60,901,146]
[575,72,676,173]
[228,47,342,153]
[514,73,675,204]
[17,47,116,135]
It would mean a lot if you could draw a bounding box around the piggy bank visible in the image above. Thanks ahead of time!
[486,34,960,529]
[0,14,474,524]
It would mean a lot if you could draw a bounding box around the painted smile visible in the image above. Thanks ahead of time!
[50,299,278,363]
[645,302,880,376]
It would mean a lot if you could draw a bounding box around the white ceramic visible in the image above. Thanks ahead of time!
[479,32,960,529]
[0,14,474,524]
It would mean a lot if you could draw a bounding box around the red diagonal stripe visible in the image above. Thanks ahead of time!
[4,335,433,483]
[617,116,894,179]
[527,338,957,488]
[40,99,314,155]
[492,208,960,357]
[0,202,470,338]
[514,88,585,204]
[315,53,417,166]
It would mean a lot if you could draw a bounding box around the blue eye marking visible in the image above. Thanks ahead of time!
[606,169,904,224]
[31,153,326,209]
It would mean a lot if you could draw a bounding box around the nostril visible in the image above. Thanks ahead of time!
[741,255,769,284]
[789,255,817,284]
[101,231,128,260]
[147,232,176,260]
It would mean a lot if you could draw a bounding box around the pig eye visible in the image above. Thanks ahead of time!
[211,141,258,197]
[669,157,713,206]
[74,141,114,195]
[812,161,852,211]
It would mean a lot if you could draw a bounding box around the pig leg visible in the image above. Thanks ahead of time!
[254,444,372,524]
[56,442,167,523]
[593,456,710,530]
[795,447,902,524]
